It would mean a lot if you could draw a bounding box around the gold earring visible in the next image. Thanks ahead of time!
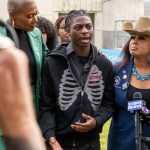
[12,20,15,28]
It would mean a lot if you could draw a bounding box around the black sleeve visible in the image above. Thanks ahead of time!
[94,62,114,127]
[39,58,56,141]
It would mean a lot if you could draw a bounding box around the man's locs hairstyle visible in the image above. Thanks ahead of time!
[65,10,90,29]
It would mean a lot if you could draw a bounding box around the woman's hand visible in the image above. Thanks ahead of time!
[97,49,108,58]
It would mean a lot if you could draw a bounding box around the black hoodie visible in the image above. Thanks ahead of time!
[39,42,114,147]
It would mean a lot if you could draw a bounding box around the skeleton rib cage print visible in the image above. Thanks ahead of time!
[58,65,104,111]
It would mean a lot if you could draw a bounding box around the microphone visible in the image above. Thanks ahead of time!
[128,92,150,149]
[128,92,149,114]
[128,92,143,150]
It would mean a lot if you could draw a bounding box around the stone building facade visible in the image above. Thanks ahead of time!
[0,0,144,49]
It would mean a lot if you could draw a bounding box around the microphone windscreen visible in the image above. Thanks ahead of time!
[133,92,142,100]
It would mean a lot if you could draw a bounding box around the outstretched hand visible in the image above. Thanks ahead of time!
[49,137,63,150]
[71,113,97,132]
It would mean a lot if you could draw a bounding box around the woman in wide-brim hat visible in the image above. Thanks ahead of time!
[108,16,150,150]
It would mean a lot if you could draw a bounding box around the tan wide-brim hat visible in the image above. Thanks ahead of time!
[122,16,150,36]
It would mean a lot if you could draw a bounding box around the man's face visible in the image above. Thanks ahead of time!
[69,16,93,49]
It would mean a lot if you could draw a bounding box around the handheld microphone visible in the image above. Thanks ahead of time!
[128,92,149,114]
[128,92,143,150]
[128,92,150,149]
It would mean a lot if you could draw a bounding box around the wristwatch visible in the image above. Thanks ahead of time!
[0,35,14,49]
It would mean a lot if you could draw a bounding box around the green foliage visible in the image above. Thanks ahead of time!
[100,119,111,150]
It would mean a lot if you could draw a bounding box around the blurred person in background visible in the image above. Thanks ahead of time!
[0,0,48,148]
[37,16,58,51]
[55,15,70,44]
[0,35,46,150]
[0,0,48,115]
[108,16,150,150]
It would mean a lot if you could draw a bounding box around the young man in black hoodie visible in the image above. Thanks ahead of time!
[39,10,114,150]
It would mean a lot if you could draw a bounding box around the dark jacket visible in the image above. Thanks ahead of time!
[39,43,114,147]
[108,59,150,150]
[0,26,48,150]
[0,26,48,114]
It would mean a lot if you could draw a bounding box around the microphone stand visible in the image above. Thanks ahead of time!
[129,93,150,150]
[135,111,142,150]
[135,111,150,150]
